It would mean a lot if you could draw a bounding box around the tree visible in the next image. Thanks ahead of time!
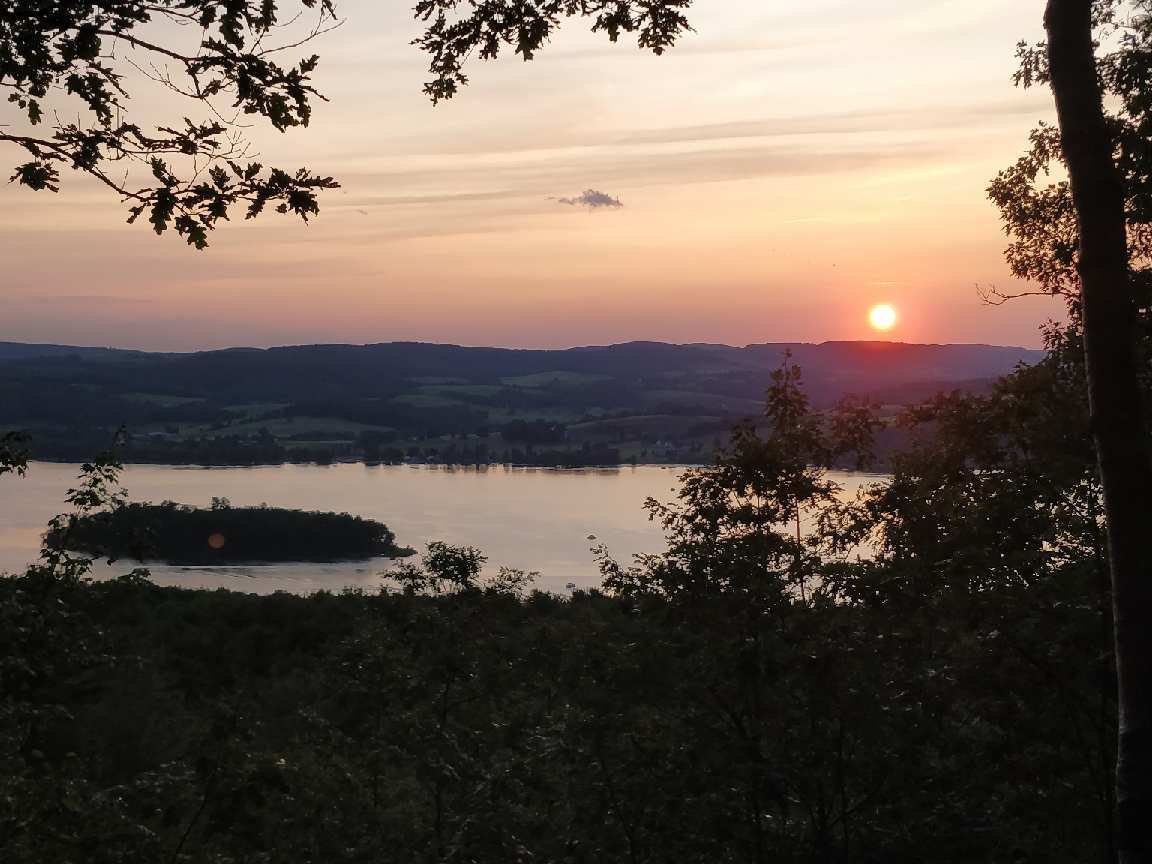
[1,0,340,247]
[599,358,873,606]
[989,3,1152,857]
[1043,21,1152,856]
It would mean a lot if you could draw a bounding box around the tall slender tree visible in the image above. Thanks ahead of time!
[1042,2,1152,859]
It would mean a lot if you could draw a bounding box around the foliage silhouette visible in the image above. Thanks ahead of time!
[1,0,339,246]
[990,4,1152,855]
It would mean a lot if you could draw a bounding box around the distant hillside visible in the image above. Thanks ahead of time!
[0,342,147,362]
[0,339,1043,465]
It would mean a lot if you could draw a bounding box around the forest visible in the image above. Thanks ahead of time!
[0,328,1120,862]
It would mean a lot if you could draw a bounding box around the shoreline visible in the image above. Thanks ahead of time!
[18,459,893,476]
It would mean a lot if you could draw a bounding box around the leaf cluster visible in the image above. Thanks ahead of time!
[989,1,1152,303]
[1,0,338,246]
[412,0,693,102]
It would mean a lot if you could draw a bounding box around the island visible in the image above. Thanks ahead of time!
[50,500,414,564]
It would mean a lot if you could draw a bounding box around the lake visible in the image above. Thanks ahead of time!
[0,462,888,594]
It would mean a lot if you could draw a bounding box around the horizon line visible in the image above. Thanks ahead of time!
[0,337,1048,355]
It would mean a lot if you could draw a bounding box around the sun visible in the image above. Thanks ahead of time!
[868,303,898,332]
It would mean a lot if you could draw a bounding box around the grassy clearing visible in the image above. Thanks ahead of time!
[391,393,472,409]
[182,416,389,439]
[569,414,720,437]
[421,384,506,398]
[640,390,761,414]
[407,376,471,385]
[123,392,207,407]
[499,371,612,388]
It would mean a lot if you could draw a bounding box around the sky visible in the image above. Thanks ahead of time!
[0,0,1067,351]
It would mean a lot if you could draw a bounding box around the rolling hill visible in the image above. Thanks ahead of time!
[0,339,1043,465]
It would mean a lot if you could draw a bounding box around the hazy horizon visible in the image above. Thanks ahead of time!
[0,335,1050,354]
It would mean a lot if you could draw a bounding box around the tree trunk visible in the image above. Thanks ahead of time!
[1045,1,1152,860]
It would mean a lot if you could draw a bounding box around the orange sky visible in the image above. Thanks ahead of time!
[0,0,1066,350]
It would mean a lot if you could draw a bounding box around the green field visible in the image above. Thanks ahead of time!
[499,371,612,388]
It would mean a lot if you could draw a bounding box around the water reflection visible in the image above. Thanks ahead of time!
[0,462,887,595]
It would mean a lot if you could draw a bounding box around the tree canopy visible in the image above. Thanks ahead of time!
[0,0,349,246]
[989,0,1152,306]
[412,0,692,101]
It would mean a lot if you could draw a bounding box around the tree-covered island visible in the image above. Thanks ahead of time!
[48,499,413,564]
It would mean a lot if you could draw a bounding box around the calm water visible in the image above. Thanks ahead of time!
[0,463,887,594]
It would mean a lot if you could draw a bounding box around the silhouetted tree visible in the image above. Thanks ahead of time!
[1,0,339,246]
[600,358,869,606]
[990,4,1152,857]
[1046,16,1152,857]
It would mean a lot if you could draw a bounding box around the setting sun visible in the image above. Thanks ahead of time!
[868,304,898,332]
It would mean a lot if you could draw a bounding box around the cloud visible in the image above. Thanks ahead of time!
[337,140,940,202]
[555,189,623,210]
[619,97,1054,148]
[13,294,152,306]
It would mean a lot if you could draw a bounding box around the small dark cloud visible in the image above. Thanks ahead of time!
[555,189,623,210]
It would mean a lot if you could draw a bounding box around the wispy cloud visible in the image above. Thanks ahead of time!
[14,294,152,306]
[619,98,1053,148]
[554,189,624,209]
